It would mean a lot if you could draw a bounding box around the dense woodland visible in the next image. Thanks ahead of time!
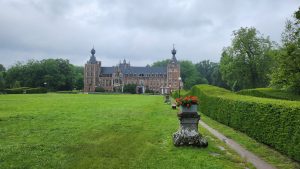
[0,59,83,91]
[0,8,299,94]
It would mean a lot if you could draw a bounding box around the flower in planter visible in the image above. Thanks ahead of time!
[175,96,199,108]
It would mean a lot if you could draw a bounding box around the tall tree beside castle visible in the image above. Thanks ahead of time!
[270,7,300,94]
[84,47,181,94]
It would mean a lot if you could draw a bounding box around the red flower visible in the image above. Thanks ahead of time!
[175,95,199,108]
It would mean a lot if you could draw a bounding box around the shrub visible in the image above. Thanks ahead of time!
[26,88,47,94]
[190,84,300,161]
[95,87,105,92]
[123,84,137,94]
[145,88,154,94]
[4,87,30,94]
[4,87,47,94]
[237,88,300,101]
[56,90,79,94]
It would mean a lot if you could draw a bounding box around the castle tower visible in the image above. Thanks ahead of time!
[167,45,181,92]
[84,47,101,92]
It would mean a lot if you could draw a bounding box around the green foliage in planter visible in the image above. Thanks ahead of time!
[237,88,300,101]
[190,84,300,162]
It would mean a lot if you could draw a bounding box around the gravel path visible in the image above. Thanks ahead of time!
[199,121,277,169]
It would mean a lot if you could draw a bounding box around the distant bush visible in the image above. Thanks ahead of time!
[4,87,47,94]
[26,88,47,94]
[123,84,137,94]
[56,91,79,94]
[145,88,154,94]
[237,88,300,101]
[4,87,30,94]
[190,84,300,162]
[95,87,105,92]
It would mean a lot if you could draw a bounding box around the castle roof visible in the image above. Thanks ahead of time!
[101,66,166,75]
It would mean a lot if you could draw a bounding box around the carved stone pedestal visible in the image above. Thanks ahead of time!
[173,105,208,147]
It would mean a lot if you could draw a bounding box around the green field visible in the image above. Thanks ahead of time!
[0,94,252,169]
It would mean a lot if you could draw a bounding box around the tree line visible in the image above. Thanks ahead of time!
[153,7,300,94]
[0,59,83,91]
[221,7,300,94]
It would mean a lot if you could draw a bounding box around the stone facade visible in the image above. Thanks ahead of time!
[84,47,181,94]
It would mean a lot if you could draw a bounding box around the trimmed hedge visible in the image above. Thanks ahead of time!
[237,88,300,101]
[171,89,190,98]
[4,87,47,94]
[26,88,47,94]
[190,84,300,161]
[56,91,79,94]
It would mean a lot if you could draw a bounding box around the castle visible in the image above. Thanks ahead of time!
[84,46,181,94]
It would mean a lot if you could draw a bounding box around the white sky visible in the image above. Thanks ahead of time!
[0,0,299,68]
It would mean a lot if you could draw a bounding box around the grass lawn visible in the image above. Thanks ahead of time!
[0,94,253,169]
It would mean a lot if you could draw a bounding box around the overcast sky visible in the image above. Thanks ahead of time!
[0,0,299,68]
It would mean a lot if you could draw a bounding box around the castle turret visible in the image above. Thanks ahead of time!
[84,47,101,92]
[167,44,181,92]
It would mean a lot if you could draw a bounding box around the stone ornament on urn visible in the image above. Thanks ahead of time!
[173,96,208,147]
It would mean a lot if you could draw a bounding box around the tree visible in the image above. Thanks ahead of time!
[220,27,274,90]
[73,66,84,90]
[180,60,207,90]
[195,60,216,84]
[0,73,4,91]
[195,60,228,88]
[5,59,77,91]
[151,59,170,67]
[0,64,5,91]
[270,7,300,94]
[0,64,5,72]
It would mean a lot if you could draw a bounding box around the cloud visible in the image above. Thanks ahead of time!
[0,0,299,68]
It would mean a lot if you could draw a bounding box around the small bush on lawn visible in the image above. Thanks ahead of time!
[190,84,300,162]
[4,87,30,94]
[123,84,137,94]
[145,88,154,94]
[237,88,300,101]
[56,91,79,94]
[26,88,47,94]
[4,87,47,94]
[95,87,105,92]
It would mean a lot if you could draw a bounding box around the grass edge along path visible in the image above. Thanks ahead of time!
[201,115,300,169]
[200,120,276,169]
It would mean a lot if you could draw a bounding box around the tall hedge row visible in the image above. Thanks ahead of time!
[190,85,300,161]
[237,88,300,101]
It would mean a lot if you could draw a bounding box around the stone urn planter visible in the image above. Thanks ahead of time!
[173,104,208,147]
